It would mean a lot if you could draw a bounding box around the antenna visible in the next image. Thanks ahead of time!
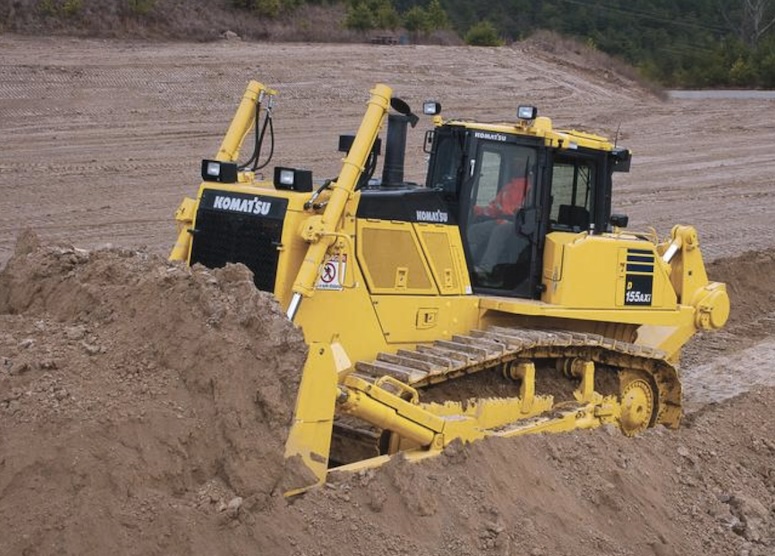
[614,122,622,147]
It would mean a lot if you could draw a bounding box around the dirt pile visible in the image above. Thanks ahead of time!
[680,248,775,409]
[2,232,775,556]
[706,249,775,336]
[681,247,775,360]
[0,231,307,554]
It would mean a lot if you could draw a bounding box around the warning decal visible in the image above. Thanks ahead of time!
[316,254,347,291]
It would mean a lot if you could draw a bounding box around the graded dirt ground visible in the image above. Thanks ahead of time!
[1,35,774,556]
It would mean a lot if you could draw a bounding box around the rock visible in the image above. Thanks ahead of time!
[221,30,240,41]
[10,361,31,375]
[367,485,387,513]
[65,326,87,341]
[14,229,41,256]
[727,494,770,543]
[81,342,101,356]
[484,520,504,534]
[442,437,468,465]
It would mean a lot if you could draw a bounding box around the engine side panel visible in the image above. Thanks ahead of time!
[541,232,677,310]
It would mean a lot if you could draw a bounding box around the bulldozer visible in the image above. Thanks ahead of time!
[170,81,729,494]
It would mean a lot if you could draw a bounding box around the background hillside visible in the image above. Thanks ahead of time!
[1,1,774,85]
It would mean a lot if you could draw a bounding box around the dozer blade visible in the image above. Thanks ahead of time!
[283,342,350,496]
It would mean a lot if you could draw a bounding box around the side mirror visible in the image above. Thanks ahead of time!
[423,129,434,154]
[610,213,629,228]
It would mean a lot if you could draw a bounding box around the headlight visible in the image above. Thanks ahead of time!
[517,106,538,120]
[423,101,441,116]
[273,167,313,192]
[200,159,238,183]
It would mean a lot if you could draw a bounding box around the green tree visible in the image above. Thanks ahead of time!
[758,51,775,86]
[374,0,400,29]
[235,0,775,87]
[126,0,155,16]
[232,0,298,18]
[426,0,449,31]
[403,5,429,33]
[254,0,280,17]
[729,55,757,84]
[465,20,503,47]
[346,2,374,31]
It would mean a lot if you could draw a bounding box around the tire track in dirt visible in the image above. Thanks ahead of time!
[1,37,773,263]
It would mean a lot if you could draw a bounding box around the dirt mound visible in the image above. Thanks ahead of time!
[2,233,774,556]
[706,248,775,336]
[680,248,775,410]
[0,231,307,554]
[681,247,775,360]
[319,391,775,556]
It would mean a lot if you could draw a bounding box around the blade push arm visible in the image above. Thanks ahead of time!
[286,84,392,320]
[216,80,277,163]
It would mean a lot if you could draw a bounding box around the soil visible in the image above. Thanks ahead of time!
[1,35,775,556]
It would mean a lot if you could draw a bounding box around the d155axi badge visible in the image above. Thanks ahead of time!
[624,274,653,306]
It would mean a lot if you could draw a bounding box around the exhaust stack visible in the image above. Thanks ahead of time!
[381,113,411,187]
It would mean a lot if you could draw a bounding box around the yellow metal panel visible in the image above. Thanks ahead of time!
[357,221,437,294]
[541,232,677,310]
[544,232,618,307]
[293,265,389,363]
[414,223,466,295]
[454,120,614,151]
[541,232,567,293]
[478,295,695,329]
[371,295,480,344]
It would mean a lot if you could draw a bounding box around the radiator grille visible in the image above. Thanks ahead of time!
[189,191,287,293]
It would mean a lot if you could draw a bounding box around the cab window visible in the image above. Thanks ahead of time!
[426,128,465,195]
[471,143,535,213]
[550,158,596,232]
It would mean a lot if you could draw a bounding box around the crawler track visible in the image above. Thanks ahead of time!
[355,327,680,424]
[332,326,681,464]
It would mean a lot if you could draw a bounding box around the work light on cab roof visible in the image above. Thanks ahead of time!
[517,105,538,121]
[422,100,441,115]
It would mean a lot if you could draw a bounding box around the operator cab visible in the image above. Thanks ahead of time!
[425,108,631,299]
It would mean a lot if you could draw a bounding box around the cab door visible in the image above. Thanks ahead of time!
[459,134,540,297]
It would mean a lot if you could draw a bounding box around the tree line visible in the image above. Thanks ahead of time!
[236,0,775,88]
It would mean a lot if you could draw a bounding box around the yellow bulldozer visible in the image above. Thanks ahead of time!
[170,81,729,494]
